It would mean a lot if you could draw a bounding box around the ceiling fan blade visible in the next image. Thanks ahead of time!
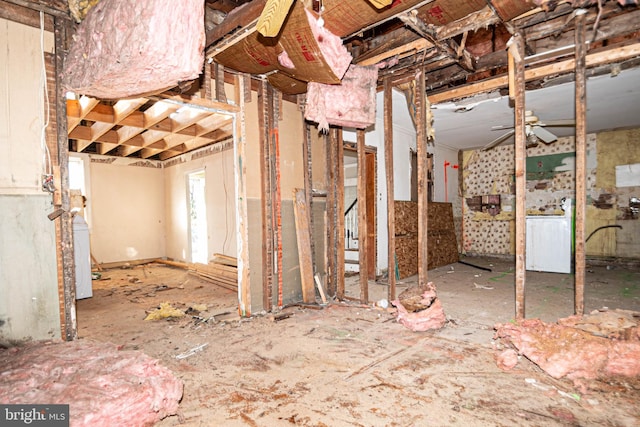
[539,119,575,127]
[531,125,557,144]
[482,130,515,151]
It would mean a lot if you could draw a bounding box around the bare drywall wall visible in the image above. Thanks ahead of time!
[88,156,166,264]
[0,19,60,341]
[164,140,237,263]
[0,195,60,342]
[0,19,54,194]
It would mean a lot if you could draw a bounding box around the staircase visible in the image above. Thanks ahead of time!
[345,198,359,273]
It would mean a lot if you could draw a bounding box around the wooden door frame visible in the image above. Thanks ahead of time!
[344,142,376,280]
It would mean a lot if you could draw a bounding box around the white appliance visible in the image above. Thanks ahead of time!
[73,215,93,299]
[525,198,572,274]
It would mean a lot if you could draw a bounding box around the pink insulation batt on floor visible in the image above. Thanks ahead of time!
[63,0,204,99]
[305,64,378,131]
[0,340,183,427]
[495,318,640,381]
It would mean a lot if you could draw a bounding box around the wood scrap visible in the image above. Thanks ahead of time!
[154,258,238,292]
[211,253,238,267]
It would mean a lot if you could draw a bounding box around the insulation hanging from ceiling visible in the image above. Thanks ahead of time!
[305,64,378,131]
[63,0,204,99]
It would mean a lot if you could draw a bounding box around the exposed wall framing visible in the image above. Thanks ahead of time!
[574,11,587,316]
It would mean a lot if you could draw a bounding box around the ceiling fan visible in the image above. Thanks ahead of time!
[482,111,575,151]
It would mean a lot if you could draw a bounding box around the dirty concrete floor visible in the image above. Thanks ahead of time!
[76,257,640,426]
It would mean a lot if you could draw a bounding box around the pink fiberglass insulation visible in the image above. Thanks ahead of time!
[392,284,447,332]
[495,319,640,381]
[0,340,183,427]
[63,0,204,99]
[305,64,378,131]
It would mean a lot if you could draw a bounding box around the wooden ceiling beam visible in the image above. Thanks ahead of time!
[429,40,640,103]
[66,96,99,132]
[435,5,501,41]
[2,0,71,20]
[399,12,475,72]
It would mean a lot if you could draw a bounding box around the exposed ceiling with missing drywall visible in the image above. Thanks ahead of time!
[6,0,639,158]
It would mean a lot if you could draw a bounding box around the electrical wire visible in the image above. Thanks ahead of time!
[39,11,53,191]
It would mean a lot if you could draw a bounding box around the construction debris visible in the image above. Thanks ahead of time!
[144,302,185,321]
[154,257,238,292]
[495,314,640,385]
[392,282,447,332]
[0,340,182,426]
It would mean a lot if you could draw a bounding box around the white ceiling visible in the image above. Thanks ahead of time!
[430,65,640,151]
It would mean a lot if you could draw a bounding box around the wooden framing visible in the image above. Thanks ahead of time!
[302,122,315,277]
[574,11,587,316]
[511,34,527,320]
[430,41,640,104]
[323,128,344,298]
[336,129,346,300]
[383,77,396,301]
[234,74,251,316]
[357,129,369,303]
[416,69,429,287]
[258,79,274,311]
[270,85,283,308]
[55,16,76,341]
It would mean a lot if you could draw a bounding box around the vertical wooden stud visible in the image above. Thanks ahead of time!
[326,130,337,296]
[204,61,212,101]
[55,17,77,341]
[234,73,251,316]
[215,63,227,103]
[357,129,369,303]
[258,80,273,311]
[384,78,396,301]
[574,10,587,316]
[302,122,315,274]
[416,69,429,287]
[511,34,527,320]
[336,129,346,299]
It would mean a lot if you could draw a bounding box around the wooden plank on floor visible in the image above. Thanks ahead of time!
[293,188,316,304]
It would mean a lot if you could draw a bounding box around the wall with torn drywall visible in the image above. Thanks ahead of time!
[461,129,640,259]
[0,19,61,341]
[592,128,640,258]
[163,140,237,263]
[237,87,306,313]
[88,156,166,264]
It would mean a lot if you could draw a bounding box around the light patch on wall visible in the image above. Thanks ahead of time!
[616,163,640,187]
[126,247,139,258]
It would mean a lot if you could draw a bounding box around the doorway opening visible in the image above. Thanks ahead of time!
[188,170,208,264]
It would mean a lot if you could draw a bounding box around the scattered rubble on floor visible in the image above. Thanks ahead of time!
[392,282,447,332]
[144,302,185,320]
[0,340,182,427]
[494,310,640,387]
